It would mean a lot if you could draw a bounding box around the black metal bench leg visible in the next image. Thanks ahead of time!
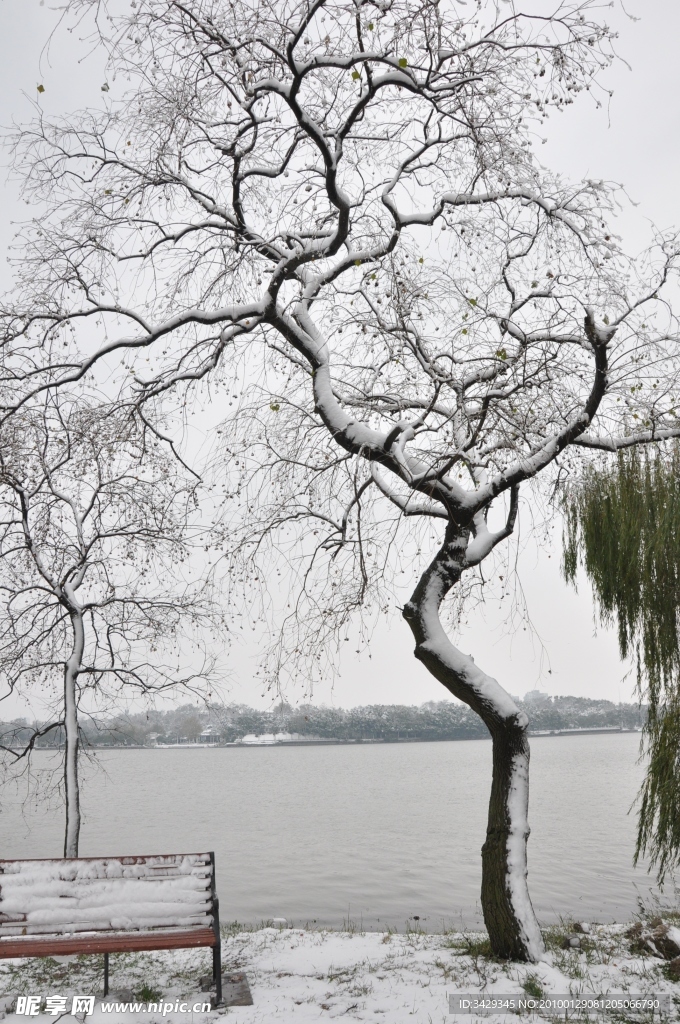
[103,953,109,997]
[209,867,222,1008]
[213,943,222,1006]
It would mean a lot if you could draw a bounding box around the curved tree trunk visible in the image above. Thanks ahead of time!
[63,600,84,858]
[63,661,81,857]
[403,526,544,962]
[481,721,542,960]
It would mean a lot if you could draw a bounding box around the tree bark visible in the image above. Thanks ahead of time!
[481,720,543,960]
[63,601,84,858]
[403,526,544,962]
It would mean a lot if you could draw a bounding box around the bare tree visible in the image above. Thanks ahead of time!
[3,0,680,958]
[0,396,216,855]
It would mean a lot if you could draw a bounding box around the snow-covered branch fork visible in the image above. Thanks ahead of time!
[3,0,680,964]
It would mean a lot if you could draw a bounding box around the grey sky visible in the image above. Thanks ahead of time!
[0,0,676,711]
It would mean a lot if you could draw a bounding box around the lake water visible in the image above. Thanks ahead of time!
[0,732,672,930]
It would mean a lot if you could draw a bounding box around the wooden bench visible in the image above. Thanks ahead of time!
[0,852,222,1004]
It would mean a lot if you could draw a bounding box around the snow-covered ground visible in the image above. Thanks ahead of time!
[1,922,679,1023]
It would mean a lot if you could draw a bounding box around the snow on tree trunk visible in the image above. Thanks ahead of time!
[403,527,544,963]
[63,598,83,858]
[482,723,544,961]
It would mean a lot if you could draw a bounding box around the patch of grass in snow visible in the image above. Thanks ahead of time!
[136,983,163,1002]
[544,924,660,980]
[521,973,544,998]
[432,932,504,990]
[348,980,373,996]
[542,921,606,961]
[341,914,364,934]
[542,916,594,948]
[445,934,493,959]
[623,957,670,984]
[573,937,598,959]
[405,917,427,936]
[635,889,680,927]
[550,949,587,980]
[583,930,624,965]
[328,965,360,983]
[326,960,374,998]
[222,919,277,935]
[0,954,103,995]
[541,923,571,951]
[432,956,462,983]
[661,962,680,983]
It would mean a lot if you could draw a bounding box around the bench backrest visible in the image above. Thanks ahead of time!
[0,853,215,938]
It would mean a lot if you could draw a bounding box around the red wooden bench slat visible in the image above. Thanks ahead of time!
[0,927,218,959]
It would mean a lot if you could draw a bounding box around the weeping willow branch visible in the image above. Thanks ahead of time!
[562,444,680,881]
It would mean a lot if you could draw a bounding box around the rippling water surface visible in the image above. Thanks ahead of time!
[0,732,667,929]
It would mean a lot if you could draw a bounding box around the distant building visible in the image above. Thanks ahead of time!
[239,732,309,745]
[523,690,550,704]
[199,729,221,745]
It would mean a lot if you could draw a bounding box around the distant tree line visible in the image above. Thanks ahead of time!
[0,696,644,749]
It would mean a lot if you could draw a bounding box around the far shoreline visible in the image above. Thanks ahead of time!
[5,726,641,751]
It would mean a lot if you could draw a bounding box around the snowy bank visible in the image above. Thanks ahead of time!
[1,922,679,1023]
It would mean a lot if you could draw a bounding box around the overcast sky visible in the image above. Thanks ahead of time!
[0,0,677,711]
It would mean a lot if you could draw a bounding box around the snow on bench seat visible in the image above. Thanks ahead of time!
[0,853,216,948]
[0,853,223,1002]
